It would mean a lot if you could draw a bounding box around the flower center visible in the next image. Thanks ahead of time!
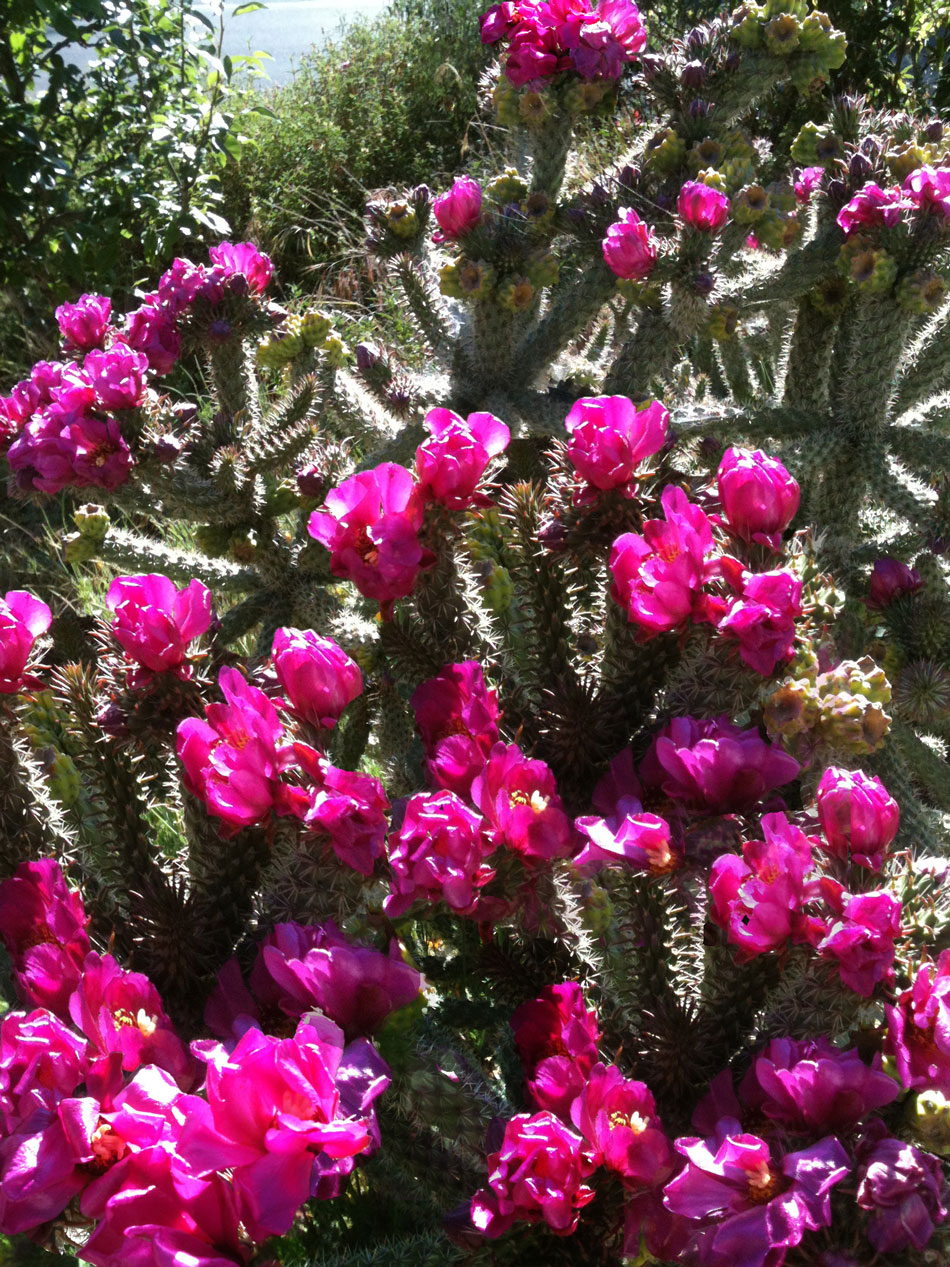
[509,788,548,813]
[353,527,380,567]
[84,1120,128,1173]
[20,920,56,950]
[609,1109,648,1134]
[746,1162,782,1204]
[113,1007,158,1037]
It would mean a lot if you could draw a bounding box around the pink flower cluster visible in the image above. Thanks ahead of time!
[0,588,51,694]
[0,861,393,1258]
[308,409,508,617]
[480,0,646,85]
[837,166,950,235]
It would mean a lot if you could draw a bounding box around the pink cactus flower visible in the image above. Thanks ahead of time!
[903,165,950,218]
[837,181,906,235]
[480,1,518,43]
[855,1121,949,1254]
[0,1009,88,1131]
[638,715,800,815]
[84,344,149,411]
[677,181,730,232]
[384,790,495,916]
[814,880,902,997]
[709,813,818,958]
[176,666,301,833]
[0,858,89,1015]
[433,176,483,239]
[471,742,576,863]
[0,1097,98,1232]
[410,660,501,796]
[308,463,435,618]
[716,447,800,549]
[572,1063,672,1184]
[157,258,209,313]
[106,573,212,679]
[574,753,675,874]
[69,952,193,1086]
[7,409,134,495]
[885,950,950,1092]
[294,745,390,874]
[55,294,112,352]
[602,207,658,280]
[471,1111,596,1237]
[713,563,803,677]
[609,485,718,636]
[207,241,274,293]
[565,395,668,494]
[815,766,899,872]
[0,590,52,695]
[179,1020,388,1239]
[867,556,923,608]
[415,408,510,510]
[271,627,363,729]
[118,303,182,375]
[511,982,600,1119]
[794,166,825,202]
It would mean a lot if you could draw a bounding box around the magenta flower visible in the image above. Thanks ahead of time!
[118,303,182,375]
[903,165,950,218]
[470,1112,596,1237]
[0,1098,98,1232]
[157,258,210,313]
[565,395,668,494]
[106,573,212,679]
[176,666,301,833]
[0,858,89,1015]
[505,30,561,85]
[69,951,192,1086]
[610,485,717,636]
[794,166,824,202]
[271,627,363,729]
[384,790,495,916]
[433,176,483,239]
[308,463,435,618]
[837,181,905,235]
[471,742,576,863]
[716,447,800,549]
[678,182,730,232]
[0,590,51,695]
[815,766,899,872]
[571,1063,672,1184]
[602,207,658,280]
[663,1124,850,1267]
[511,982,599,1119]
[410,660,500,795]
[573,753,674,874]
[867,556,923,608]
[709,813,818,959]
[207,241,274,293]
[855,1122,948,1252]
[814,881,902,997]
[738,1037,898,1134]
[296,746,390,874]
[179,1020,388,1239]
[55,294,112,352]
[0,1009,88,1131]
[638,715,800,815]
[415,407,510,510]
[884,950,950,1092]
[480,1,517,43]
[84,344,149,411]
[714,564,803,676]
[7,409,134,494]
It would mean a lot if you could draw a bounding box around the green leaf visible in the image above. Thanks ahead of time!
[232,1,267,14]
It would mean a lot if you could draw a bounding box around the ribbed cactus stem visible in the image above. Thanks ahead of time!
[603,308,676,395]
[0,713,68,873]
[513,262,616,378]
[782,298,837,412]
[524,112,574,198]
[208,336,255,420]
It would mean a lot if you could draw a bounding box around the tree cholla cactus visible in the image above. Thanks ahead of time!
[1,0,950,1263]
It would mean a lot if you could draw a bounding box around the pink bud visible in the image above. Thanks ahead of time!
[602,208,657,281]
[867,557,923,609]
[677,181,730,232]
[433,176,483,239]
[816,767,899,872]
[716,447,800,548]
[271,627,362,728]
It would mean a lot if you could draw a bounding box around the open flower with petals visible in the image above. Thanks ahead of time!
[855,1121,948,1253]
[571,1063,672,1184]
[814,880,901,997]
[609,485,718,635]
[663,1122,850,1267]
[903,165,950,218]
[0,858,89,1015]
[470,1112,596,1238]
[837,182,905,235]
[84,344,149,411]
[415,408,509,510]
[512,982,600,1119]
[117,302,182,375]
[713,563,802,677]
[410,660,500,795]
[0,590,51,695]
[384,790,495,916]
[0,1009,88,1131]
[207,241,274,293]
[678,182,730,232]
[471,742,576,862]
[308,463,435,618]
[55,294,112,352]
[602,207,657,280]
[107,573,211,680]
[565,395,668,495]
[884,950,950,1092]
[295,745,390,874]
[7,409,133,495]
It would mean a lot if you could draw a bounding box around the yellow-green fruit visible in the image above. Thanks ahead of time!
[482,564,513,614]
[263,480,300,517]
[707,303,740,341]
[301,310,333,348]
[909,1090,950,1156]
[697,167,729,192]
[732,7,764,46]
[518,89,551,127]
[688,138,724,174]
[790,120,829,165]
[386,203,418,238]
[493,77,520,127]
[644,128,687,174]
[64,532,98,565]
[898,270,948,314]
[73,503,109,540]
[733,184,770,223]
[799,10,831,48]
[486,167,528,205]
[765,13,800,53]
[47,752,81,807]
[566,79,611,114]
[323,335,349,369]
[256,336,292,368]
[849,248,898,294]
[764,678,819,736]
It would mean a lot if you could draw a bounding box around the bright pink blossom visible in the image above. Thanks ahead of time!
[157,258,209,313]
[868,556,923,608]
[415,408,510,510]
[837,181,905,235]
[410,660,501,795]
[433,176,483,239]
[571,1063,672,1184]
[308,463,435,618]
[470,1112,596,1237]
[0,1009,88,1131]
[176,666,301,833]
[106,573,212,678]
[638,715,800,815]
[610,485,717,635]
[471,742,576,862]
[903,165,950,218]
[294,746,390,874]
[7,410,133,494]
[55,294,112,352]
[271,627,362,729]
[0,590,51,695]
[207,241,274,293]
[565,395,668,494]
[511,982,600,1119]
[602,207,658,280]
[118,303,182,375]
[794,166,824,202]
[713,563,803,676]
[384,790,495,916]
[677,181,730,232]
[884,950,950,1092]
[0,858,89,1015]
[814,880,902,997]
[855,1124,948,1254]
[574,751,674,874]
[815,766,899,872]
[716,447,800,549]
[84,344,149,410]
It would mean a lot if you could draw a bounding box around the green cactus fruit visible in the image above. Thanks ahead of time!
[644,128,687,174]
[799,10,831,48]
[386,202,419,239]
[73,503,110,541]
[765,13,801,53]
[848,247,898,295]
[486,167,529,205]
[499,276,537,312]
[481,563,513,614]
[518,89,552,128]
[493,76,520,127]
[898,270,948,314]
[733,185,770,223]
[887,143,929,182]
[732,6,765,47]
[195,523,233,556]
[697,167,729,192]
[64,532,100,565]
[707,303,740,341]
[300,310,333,348]
[688,138,724,174]
[525,251,560,289]
[764,677,820,737]
[47,751,82,807]
[263,480,300,518]
[811,273,850,315]
[323,334,349,369]
[790,120,826,165]
[908,1089,950,1155]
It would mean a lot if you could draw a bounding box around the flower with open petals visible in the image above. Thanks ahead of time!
[814,880,901,997]
[714,563,802,677]
[207,241,274,293]
[471,742,576,862]
[384,790,495,916]
[602,207,657,280]
[55,294,112,352]
[855,1122,948,1253]
[0,590,51,695]
[903,165,950,218]
[565,395,668,494]
[885,950,950,1092]
[571,1063,672,1184]
[512,982,600,1119]
[410,660,501,795]
[415,408,509,510]
[271,627,362,729]
[84,344,149,411]
[107,574,211,679]
[118,302,182,375]
[0,858,89,1015]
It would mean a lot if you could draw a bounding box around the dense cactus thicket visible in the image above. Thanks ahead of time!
[2,1,950,1263]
